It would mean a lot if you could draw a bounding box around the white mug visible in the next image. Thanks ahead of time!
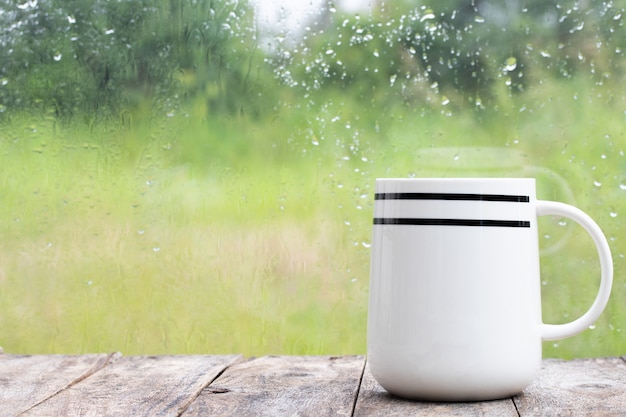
[367,178,613,401]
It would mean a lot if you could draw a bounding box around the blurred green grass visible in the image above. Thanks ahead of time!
[0,77,624,357]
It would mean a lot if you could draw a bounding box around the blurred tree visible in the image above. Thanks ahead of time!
[280,0,626,110]
[1,0,623,118]
[0,0,273,119]
[392,0,626,101]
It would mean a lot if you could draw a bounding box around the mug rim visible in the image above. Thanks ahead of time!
[374,178,538,200]
[375,177,536,182]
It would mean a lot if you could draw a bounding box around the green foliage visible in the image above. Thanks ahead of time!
[277,0,626,110]
[0,0,272,118]
[2,0,624,117]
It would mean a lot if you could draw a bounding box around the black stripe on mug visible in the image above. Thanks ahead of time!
[373,218,531,228]
[374,193,530,203]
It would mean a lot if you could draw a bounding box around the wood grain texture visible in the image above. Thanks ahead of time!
[353,362,520,417]
[21,354,242,417]
[0,353,115,417]
[2,354,625,416]
[513,357,626,417]
[183,355,365,417]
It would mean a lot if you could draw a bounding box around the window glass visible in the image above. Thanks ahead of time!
[0,0,623,357]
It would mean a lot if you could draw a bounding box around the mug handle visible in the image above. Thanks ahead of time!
[525,166,576,256]
[537,201,614,341]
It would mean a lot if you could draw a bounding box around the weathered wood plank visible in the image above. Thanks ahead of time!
[353,362,519,417]
[2,354,625,416]
[21,354,242,417]
[0,352,115,417]
[514,357,626,417]
[183,355,365,417]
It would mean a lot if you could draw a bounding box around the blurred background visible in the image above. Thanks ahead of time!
[0,0,624,358]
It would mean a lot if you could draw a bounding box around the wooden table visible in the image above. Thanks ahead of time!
[1,353,624,416]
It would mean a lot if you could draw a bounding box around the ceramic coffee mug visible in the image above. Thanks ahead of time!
[367,178,613,401]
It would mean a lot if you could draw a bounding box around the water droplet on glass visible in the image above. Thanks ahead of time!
[474,15,485,23]
[504,57,517,72]
[17,0,37,10]
[361,241,371,248]
[420,10,436,22]
[558,220,568,227]
[594,180,602,188]
[610,211,618,218]
[589,324,596,330]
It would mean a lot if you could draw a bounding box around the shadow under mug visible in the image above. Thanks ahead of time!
[367,178,613,401]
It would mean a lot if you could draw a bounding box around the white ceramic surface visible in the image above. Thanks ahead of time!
[367,178,613,401]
